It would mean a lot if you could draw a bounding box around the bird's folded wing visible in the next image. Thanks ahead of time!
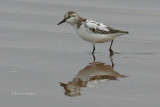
[85,19,128,34]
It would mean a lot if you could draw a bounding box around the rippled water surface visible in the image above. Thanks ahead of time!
[0,0,160,107]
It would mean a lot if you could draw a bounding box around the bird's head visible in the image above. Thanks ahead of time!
[58,11,80,25]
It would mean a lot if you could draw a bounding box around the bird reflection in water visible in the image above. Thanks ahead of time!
[60,54,127,97]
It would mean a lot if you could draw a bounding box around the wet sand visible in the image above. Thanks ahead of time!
[0,0,160,107]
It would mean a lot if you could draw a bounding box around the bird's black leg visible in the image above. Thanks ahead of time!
[92,44,95,54]
[109,40,114,56]
[92,53,96,62]
[110,55,114,68]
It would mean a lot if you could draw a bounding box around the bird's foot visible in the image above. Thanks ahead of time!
[109,49,114,56]
[109,49,120,56]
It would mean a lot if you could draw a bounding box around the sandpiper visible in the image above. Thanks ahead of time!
[58,11,129,55]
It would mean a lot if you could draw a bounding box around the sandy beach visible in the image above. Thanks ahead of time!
[0,0,160,107]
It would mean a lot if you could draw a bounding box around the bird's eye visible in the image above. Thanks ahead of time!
[68,16,70,18]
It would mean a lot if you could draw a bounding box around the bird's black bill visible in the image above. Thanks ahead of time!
[58,18,66,25]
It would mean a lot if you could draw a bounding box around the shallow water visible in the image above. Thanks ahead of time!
[0,0,160,107]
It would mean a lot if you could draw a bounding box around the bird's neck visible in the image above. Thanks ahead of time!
[70,17,86,29]
[77,17,86,29]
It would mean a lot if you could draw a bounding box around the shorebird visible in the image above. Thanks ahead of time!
[58,11,129,55]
